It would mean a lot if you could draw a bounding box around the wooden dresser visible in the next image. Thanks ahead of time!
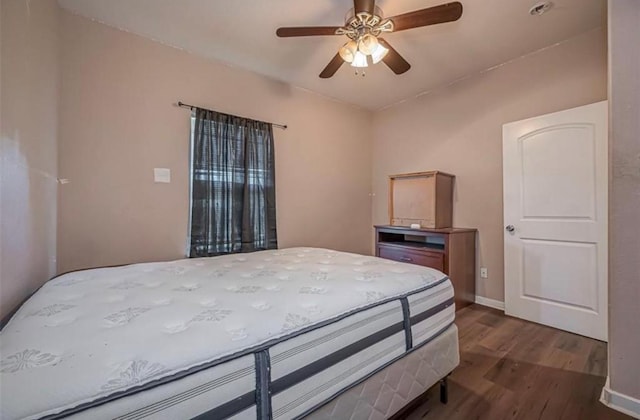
[375,225,476,310]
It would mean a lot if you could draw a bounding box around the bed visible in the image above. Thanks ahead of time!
[0,248,459,420]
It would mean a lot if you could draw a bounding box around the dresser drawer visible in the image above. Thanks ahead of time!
[378,245,445,272]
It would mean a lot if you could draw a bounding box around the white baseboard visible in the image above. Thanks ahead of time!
[474,296,505,311]
[601,377,640,419]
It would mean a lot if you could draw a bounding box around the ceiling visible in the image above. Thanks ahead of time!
[57,0,606,110]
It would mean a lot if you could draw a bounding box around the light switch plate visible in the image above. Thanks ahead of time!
[480,267,488,279]
[154,168,171,183]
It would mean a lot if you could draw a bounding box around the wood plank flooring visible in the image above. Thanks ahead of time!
[402,304,630,420]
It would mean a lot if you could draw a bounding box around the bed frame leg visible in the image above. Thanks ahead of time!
[439,376,449,404]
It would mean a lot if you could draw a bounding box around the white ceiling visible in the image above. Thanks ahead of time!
[57,0,606,110]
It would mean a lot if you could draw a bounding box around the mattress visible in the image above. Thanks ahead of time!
[0,247,455,420]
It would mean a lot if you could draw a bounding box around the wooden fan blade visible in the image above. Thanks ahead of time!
[378,39,411,74]
[319,53,344,78]
[354,0,375,14]
[389,2,463,32]
[276,26,342,37]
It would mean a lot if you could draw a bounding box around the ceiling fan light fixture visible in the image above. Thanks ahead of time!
[277,1,464,78]
[351,50,369,68]
[338,40,358,63]
[371,43,389,64]
[358,34,379,55]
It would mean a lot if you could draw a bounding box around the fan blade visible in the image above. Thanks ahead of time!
[389,2,463,32]
[354,0,375,14]
[319,53,344,78]
[276,26,342,37]
[378,39,411,74]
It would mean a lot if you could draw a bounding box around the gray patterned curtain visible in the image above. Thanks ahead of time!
[189,108,277,257]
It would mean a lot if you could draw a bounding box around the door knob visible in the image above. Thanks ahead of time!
[505,225,515,233]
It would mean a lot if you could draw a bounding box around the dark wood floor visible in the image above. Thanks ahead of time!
[403,304,630,420]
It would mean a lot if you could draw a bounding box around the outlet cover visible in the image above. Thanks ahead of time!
[154,168,171,183]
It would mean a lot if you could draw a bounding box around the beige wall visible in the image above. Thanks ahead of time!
[371,28,607,302]
[0,0,59,319]
[57,10,373,274]
[607,0,640,402]
[1,5,612,319]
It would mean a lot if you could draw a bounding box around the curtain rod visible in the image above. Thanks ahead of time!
[177,101,287,130]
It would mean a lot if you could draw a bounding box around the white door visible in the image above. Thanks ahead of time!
[503,101,608,341]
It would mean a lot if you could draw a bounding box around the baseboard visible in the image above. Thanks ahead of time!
[601,377,640,419]
[474,296,505,311]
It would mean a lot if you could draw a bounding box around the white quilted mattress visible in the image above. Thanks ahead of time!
[0,247,454,420]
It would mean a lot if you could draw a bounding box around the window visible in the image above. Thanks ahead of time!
[188,109,277,257]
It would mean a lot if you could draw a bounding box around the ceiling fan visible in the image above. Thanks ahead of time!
[276,0,463,78]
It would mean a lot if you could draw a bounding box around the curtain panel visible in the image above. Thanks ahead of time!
[189,108,277,257]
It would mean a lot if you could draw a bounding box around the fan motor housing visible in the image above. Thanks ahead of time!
[337,7,394,39]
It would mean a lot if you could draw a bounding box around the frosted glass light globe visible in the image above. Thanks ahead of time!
[338,40,358,63]
[371,43,389,64]
[350,50,369,68]
[358,34,379,55]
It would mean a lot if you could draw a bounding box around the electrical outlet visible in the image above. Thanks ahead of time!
[480,268,488,279]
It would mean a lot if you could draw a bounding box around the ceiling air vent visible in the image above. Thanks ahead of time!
[529,1,554,16]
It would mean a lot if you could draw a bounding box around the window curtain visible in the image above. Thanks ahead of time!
[189,108,277,257]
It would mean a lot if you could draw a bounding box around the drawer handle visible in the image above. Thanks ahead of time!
[400,256,413,262]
